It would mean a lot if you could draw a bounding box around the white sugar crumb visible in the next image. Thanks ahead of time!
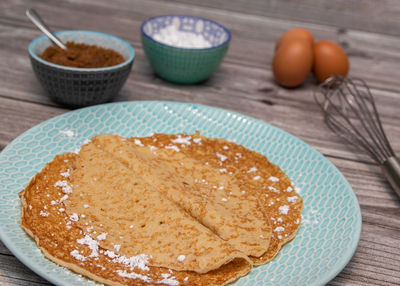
[219,168,227,173]
[221,198,228,202]
[295,186,302,193]
[157,273,180,286]
[285,186,293,192]
[184,277,189,281]
[274,226,285,232]
[253,176,261,181]
[268,186,280,193]
[60,169,70,178]
[50,200,57,205]
[171,136,191,145]
[287,196,298,203]
[236,153,242,158]
[54,180,72,194]
[59,208,65,212]
[223,145,229,150]
[216,152,227,162]
[278,205,290,215]
[77,235,99,258]
[60,130,74,137]
[70,250,87,261]
[113,254,149,271]
[105,250,118,259]
[40,210,49,217]
[59,194,68,203]
[134,139,144,146]
[177,255,186,262]
[218,186,224,190]
[29,205,32,210]
[241,190,246,194]
[130,225,134,229]
[295,218,301,224]
[69,213,79,222]
[116,270,152,282]
[83,204,89,208]
[193,138,201,144]
[278,235,283,239]
[114,244,121,252]
[268,176,279,182]
[165,145,180,152]
[277,217,283,223]
[83,138,91,145]
[247,167,257,173]
[97,233,107,241]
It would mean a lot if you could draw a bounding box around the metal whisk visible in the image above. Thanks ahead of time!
[314,75,400,198]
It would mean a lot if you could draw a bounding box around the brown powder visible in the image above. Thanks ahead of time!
[39,41,125,68]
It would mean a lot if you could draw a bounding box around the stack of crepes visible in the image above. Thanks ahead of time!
[19,133,303,286]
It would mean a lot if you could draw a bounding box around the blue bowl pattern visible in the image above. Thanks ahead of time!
[0,101,361,286]
[141,15,231,49]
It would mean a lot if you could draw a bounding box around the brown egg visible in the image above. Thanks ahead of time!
[273,39,313,87]
[275,28,314,51]
[313,40,349,83]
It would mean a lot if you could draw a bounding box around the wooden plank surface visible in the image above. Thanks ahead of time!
[0,0,399,285]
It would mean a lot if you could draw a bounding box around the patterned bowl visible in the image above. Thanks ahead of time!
[29,31,135,107]
[141,15,231,84]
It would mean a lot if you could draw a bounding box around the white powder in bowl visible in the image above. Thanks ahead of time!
[153,25,212,49]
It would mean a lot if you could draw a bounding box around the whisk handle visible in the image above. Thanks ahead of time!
[382,157,400,199]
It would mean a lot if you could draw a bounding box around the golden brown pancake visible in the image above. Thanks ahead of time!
[19,132,303,285]
[19,153,252,286]
[131,133,303,265]
[92,134,271,258]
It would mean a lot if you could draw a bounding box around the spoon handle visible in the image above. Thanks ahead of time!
[26,8,67,50]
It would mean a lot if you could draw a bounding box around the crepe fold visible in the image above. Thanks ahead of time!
[20,151,252,286]
[19,132,303,285]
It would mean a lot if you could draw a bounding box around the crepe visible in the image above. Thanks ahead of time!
[131,133,303,264]
[20,152,252,286]
[19,132,303,285]
[91,134,271,258]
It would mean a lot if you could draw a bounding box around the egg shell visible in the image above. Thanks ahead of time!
[273,39,313,88]
[275,28,314,51]
[313,40,349,83]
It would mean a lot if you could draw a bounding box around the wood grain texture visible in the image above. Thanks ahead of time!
[0,0,399,285]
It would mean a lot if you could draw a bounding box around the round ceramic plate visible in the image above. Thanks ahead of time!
[0,101,361,286]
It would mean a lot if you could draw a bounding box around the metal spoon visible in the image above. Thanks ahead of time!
[26,8,67,50]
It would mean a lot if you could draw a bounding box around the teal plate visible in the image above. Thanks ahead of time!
[0,101,361,286]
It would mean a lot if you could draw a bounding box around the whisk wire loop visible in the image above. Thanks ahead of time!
[314,75,395,164]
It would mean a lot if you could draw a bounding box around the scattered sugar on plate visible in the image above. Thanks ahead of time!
[165,145,180,152]
[171,136,191,145]
[134,139,144,146]
[177,255,186,262]
[247,167,257,173]
[216,152,227,162]
[116,270,152,283]
[278,205,290,215]
[253,176,261,180]
[60,130,75,137]
[70,249,87,261]
[157,273,180,286]
[268,176,279,182]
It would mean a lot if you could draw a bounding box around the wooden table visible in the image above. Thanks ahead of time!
[1,0,399,285]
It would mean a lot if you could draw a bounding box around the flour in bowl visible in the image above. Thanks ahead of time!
[153,25,212,48]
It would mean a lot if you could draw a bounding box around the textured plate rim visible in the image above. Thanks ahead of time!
[0,100,362,286]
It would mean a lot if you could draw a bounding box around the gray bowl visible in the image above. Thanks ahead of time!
[29,30,135,107]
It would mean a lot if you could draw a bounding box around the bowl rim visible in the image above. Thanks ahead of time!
[28,30,135,72]
[140,15,231,51]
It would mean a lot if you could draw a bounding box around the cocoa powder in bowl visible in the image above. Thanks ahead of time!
[40,41,125,68]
